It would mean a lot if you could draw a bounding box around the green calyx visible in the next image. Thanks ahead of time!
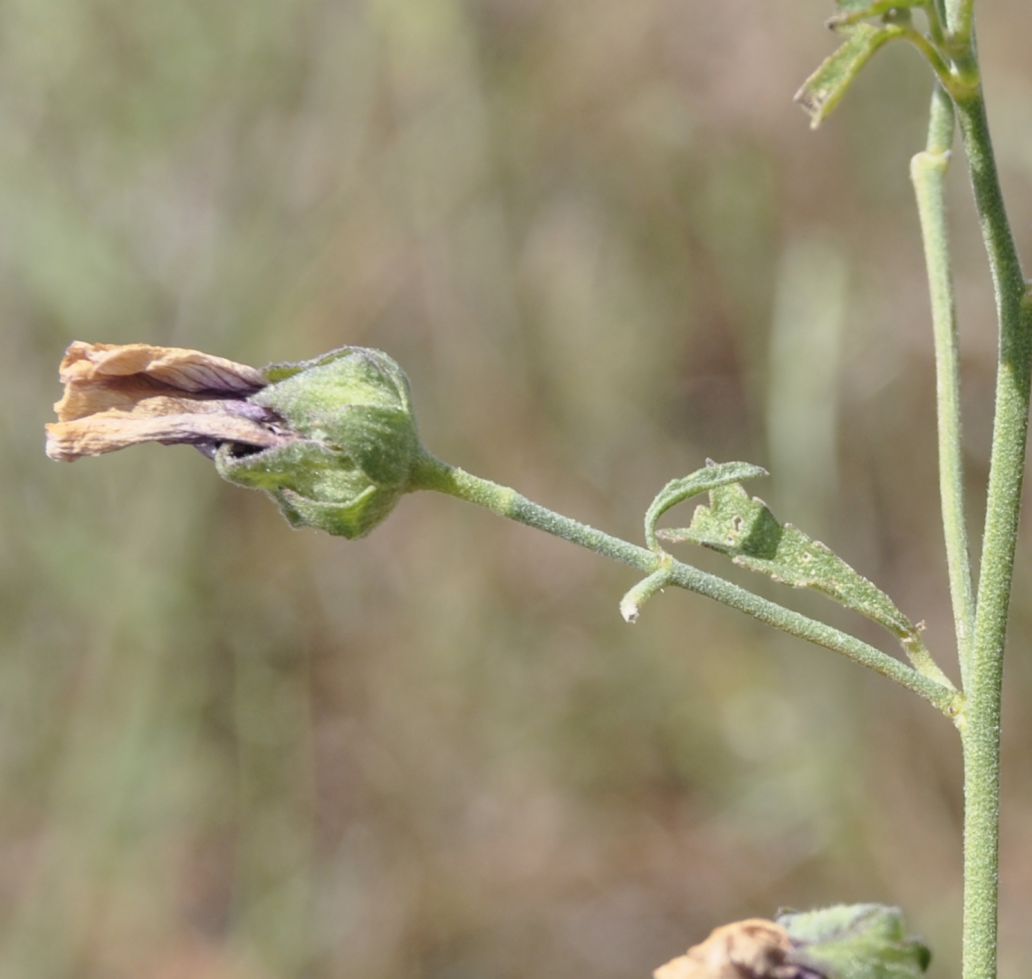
[778,904,931,978]
[215,346,422,539]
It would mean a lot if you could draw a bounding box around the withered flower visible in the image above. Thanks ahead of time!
[653,920,802,979]
[46,342,287,462]
[46,341,423,539]
[653,906,930,979]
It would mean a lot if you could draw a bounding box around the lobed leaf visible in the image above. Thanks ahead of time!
[795,23,901,129]
[659,482,922,646]
[644,460,768,551]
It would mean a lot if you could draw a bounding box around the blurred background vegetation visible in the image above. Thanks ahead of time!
[4,1,1032,976]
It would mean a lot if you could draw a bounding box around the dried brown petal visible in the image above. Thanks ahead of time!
[45,341,290,462]
[56,341,266,395]
[654,919,805,979]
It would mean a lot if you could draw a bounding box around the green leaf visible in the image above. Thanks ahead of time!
[778,904,931,978]
[795,23,901,129]
[658,481,922,646]
[644,460,768,551]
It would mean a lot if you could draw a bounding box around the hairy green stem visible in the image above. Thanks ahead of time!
[410,453,961,717]
[896,27,956,93]
[943,0,975,45]
[926,0,947,44]
[911,87,976,687]
[954,82,1031,979]
[831,1,928,28]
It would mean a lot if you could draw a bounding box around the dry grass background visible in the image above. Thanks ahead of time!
[4,1,1032,976]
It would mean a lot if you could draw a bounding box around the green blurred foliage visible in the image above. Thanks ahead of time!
[5,1,1032,977]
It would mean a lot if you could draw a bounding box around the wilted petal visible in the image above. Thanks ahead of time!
[45,341,291,462]
[654,920,803,979]
[56,341,266,395]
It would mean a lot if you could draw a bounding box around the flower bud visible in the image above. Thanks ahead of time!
[215,347,421,538]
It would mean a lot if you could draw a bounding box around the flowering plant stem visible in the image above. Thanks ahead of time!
[951,80,1032,979]
[944,0,975,47]
[410,452,960,717]
[890,5,1030,968]
[416,24,1032,969]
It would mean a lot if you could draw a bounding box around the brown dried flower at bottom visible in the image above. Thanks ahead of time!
[654,919,819,979]
[45,341,294,462]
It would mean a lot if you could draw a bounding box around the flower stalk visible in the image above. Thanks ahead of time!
[409,453,961,717]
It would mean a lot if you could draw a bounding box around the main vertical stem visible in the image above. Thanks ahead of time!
[955,87,1032,979]
[943,0,975,47]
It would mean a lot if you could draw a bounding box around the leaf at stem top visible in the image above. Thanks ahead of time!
[795,22,901,129]
[658,481,922,647]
